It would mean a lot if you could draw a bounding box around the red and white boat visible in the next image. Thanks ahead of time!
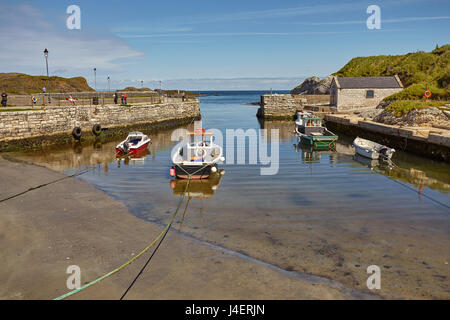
[115,132,151,156]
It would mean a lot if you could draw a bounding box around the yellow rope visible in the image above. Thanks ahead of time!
[54,164,209,300]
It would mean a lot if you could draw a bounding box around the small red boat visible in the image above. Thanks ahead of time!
[115,132,151,156]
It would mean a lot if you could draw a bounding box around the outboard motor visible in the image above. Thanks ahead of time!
[122,141,129,154]
[379,146,394,159]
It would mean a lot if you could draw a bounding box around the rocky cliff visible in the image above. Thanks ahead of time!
[290,76,333,95]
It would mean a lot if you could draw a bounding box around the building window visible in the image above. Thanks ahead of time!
[366,90,374,98]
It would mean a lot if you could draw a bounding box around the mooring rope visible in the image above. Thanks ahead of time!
[54,164,209,300]
[0,169,89,204]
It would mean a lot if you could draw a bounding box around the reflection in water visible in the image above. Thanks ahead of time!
[353,153,382,170]
[170,170,225,199]
[294,143,338,164]
[117,149,150,168]
[170,170,225,232]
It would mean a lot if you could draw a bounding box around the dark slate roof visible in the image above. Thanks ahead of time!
[336,76,402,89]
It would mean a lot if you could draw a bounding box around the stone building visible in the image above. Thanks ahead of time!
[330,75,403,111]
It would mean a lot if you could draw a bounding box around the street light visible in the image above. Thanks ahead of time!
[43,48,50,103]
[107,76,111,92]
[141,80,143,89]
[93,68,97,91]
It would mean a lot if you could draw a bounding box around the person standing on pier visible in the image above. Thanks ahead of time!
[182,91,185,102]
[113,92,118,104]
[123,92,128,105]
[1,92,7,107]
[121,93,124,104]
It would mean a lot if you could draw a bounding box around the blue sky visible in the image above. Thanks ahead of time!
[0,0,449,90]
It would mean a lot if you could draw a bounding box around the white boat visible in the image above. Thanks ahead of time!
[353,137,395,160]
[115,132,151,156]
[171,127,225,179]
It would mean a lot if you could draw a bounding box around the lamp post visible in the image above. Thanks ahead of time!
[43,48,50,103]
[107,76,110,92]
[141,80,143,89]
[93,68,97,91]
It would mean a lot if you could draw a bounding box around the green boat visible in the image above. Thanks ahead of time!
[294,111,338,149]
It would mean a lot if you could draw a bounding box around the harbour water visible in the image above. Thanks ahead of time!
[10,91,450,299]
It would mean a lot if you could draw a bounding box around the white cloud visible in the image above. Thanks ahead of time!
[0,4,143,77]
[296,15,450,26]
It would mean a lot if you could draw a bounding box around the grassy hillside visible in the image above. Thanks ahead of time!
[121,86,153,92]
[333,45,450,101]
[0,73,94,94]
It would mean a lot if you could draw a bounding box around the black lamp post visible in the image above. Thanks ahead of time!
[94,68,97,91]
[44,48,50,103]
[107,76,110,92]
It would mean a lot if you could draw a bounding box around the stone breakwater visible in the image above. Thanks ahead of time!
[257,94,329,119]
[0,100,200,150]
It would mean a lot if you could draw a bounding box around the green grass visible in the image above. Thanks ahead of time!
[384,83,449,101]
[386,100,448,117]
[333,44,450,102]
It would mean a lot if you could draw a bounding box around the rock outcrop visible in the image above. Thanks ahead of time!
[373,106,449,127]
[291,76,333,95]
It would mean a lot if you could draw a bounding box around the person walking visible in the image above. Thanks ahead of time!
[113,92,118,104]
[121,93,124,105]
[1,92,7,107]
[123,92,128,105]
[182,91,185,102]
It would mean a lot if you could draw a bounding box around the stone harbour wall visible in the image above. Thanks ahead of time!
[258,94,304,119]
[0,100,200,142]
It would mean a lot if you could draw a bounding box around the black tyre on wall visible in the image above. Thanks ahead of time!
[92,124,102,136]
[72,127,82,140]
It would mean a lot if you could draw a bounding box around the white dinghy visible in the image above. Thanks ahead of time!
[353,137,395,160]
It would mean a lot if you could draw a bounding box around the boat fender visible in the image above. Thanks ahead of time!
[219,156,225,162]
[170,167,176,177]
[92,124,102,136]
[211,166,217,173]
[72,127,82,140]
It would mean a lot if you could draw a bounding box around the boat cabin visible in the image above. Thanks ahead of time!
[180,130,220,163]
[296,114,325,135]
[126,132,148,146]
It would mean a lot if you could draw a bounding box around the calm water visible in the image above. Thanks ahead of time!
[12,91,450,298]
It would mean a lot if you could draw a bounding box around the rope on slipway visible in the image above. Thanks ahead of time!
[0,170,89,204]
[118,164,209,300]
[54,164,208,300]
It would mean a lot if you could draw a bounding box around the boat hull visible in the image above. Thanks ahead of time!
[299,134,338,149]
[173,164,216,179]
[115,141,150,156]
[353,137,395,160]
[354,145,379,159]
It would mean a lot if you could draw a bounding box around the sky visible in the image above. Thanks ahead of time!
[0,0,449,90]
